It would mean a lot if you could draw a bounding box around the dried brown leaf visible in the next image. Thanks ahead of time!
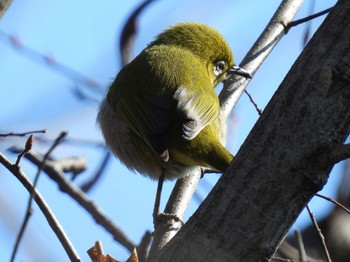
[126,248,139,262]
[87,241,119,262]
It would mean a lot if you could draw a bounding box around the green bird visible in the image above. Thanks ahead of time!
[98,22,250,180]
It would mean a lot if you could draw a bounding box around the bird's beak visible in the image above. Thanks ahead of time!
[227,65,252,79]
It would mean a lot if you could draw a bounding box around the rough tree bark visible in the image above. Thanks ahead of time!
[148,1,304,258]
[151,0,350,261]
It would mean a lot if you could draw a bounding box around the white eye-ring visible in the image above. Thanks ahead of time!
[214,61,226,76]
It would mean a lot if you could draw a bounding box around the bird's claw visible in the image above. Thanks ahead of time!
[153,212,184,229]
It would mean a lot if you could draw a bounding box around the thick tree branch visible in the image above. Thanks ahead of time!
[149,0,304,258]
[219,0,304,122]
[152,0,350,260]
[148,169,201,258]
[328,143,350,164]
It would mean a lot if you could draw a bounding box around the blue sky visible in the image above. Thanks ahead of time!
[0,0,339,261]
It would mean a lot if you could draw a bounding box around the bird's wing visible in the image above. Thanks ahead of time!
[174,86,220,141]
[112,87,171,159]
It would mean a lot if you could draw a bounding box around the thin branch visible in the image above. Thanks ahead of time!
[55,157,87,176]
[80,150,111,192]
[271,258,295,262]
[10,147,87,178]
[316,193,350,214]
[16,149,137,253]
[0,29,103,92]
[11,132,67,262]
[301,0,315,46]
[244,89,262,115]
[0,152,80,261]
[35,136,105,149]
[71,84,100,104]
[294,229,307,262]
[119,0,157,66]
[219,0,304,120]
[276,241,319,262]
[192,190,204,205]
[15,134,33,166]
[148,169,201,260]
[306,204,332,262]
[286,7,333,32]
[136,231,152,262]
[0,129,46,137]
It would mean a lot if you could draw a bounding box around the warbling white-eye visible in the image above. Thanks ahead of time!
[98,23,250,183]
[98,23,251,226]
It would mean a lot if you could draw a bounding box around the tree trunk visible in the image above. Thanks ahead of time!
[150,0,350,261]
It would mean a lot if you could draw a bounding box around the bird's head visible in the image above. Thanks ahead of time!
[150,23,235,86]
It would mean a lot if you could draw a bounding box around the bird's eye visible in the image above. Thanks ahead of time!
[214,61,226,76]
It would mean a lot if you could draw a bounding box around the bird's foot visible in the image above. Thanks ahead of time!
[153,212,184,229]
[200,167,221,178]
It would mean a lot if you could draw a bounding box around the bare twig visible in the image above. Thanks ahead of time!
[244,89,263,115]
[55,157,87,176]
[16,149,137,253]
[15,134,33,166]
[306,204,332,262]
[11,131,67,262]
[10,147,87,177]
[136,231,152,262]
[0,29,103,91]
[271,257,295,262]
[316,193,350,214]
[0,152,80,261]
[276,241,320,262]
[219,0,304,120]
[80,150,111,192]
[35,136,105,148]
[301,0,315,46]
[71,84,100,103]
[148,169,201,260]
[119,0,157,66]
[286,7,333,32]
[0,129,46,137]
[294,229,307,262]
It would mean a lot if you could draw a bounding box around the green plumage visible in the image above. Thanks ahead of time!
[98,22,234,179]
